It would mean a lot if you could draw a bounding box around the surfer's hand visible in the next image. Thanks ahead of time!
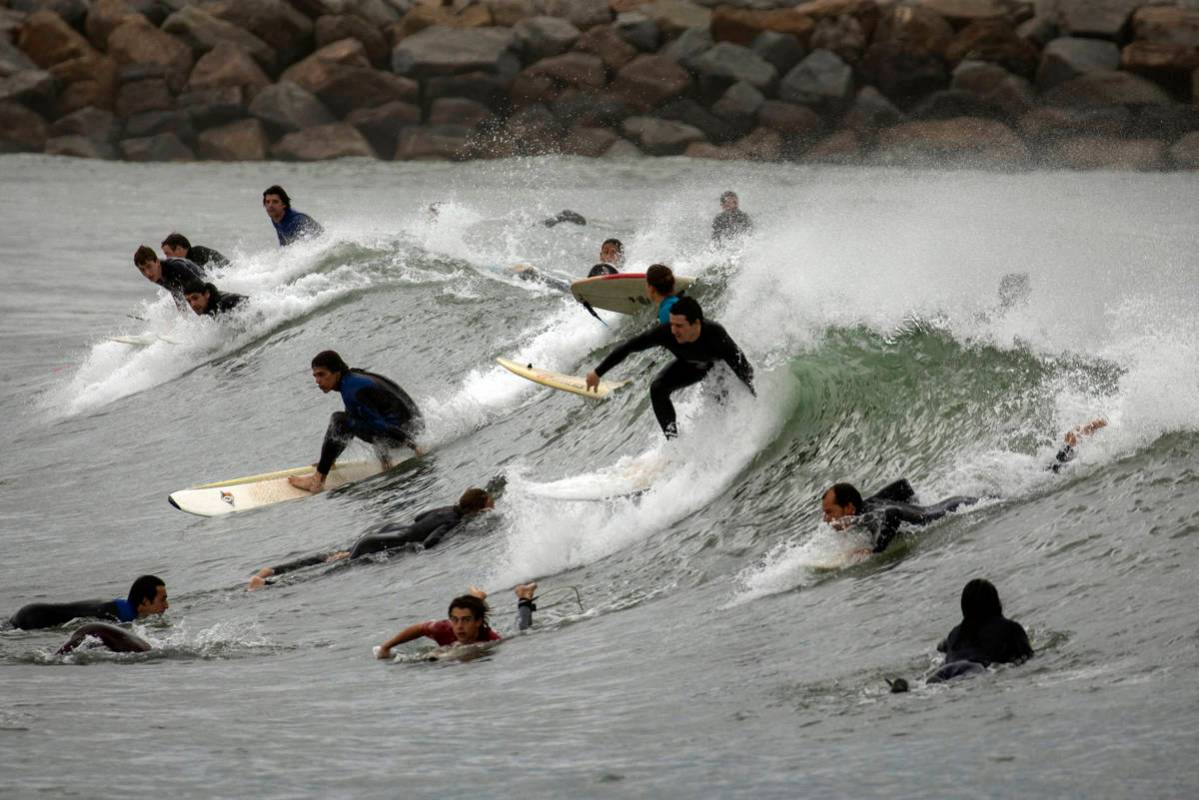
[468,585,488,600]
[375,645,391,659]
[585,370,600,391]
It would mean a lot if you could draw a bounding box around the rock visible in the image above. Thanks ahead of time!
[953,60,1032,116]
[910,88,1001,120]
[85,0,143,52]
[162,7,276,74]
[296,0,399,28]
[429,96,492,127]
[10,0,88,30]
[396,123,471,159]
[487,0,537,29]
[1048,135,1164,169]
[290,36,371,72]
[195,117,267,160]
[176,86,245,129]
[602,137,643,157]
[1036,37,1119,91]
[608,53,691,111]
[123,108,194,141]
[526,51,606,90]
[510,71,558,108]
[803,128,859,162]
[44,134,118,158]
[187,43,271,103]
[561,125,619,156]
[391,4,493,40]
[712,80,764,123]
[1,38,38,77]
[107,18,194,91]
[809,14,865,64]
[1042,70,1173,108]
[1017,105,1131,140]
[779,48,852,108]
[642,0,711,37]
[875,116,1028,166]
[574,23,638,70]
[426,71,511,111]
[692,41,777,92]
[49,105,120,141]
[345,99,421,153]
[0,100,46,151]
[655,97,739,143]
[841,84,903,131]
[659,26,711,69]
[120,131,193,161]
[1132,6,1199,49]
[249,81,336,134]
[684,140,738,160]
[916,0,1006,26]
[710,8,815,47]
[314,15,391,68]
[752,30,804,76]
[515,15,580,61]
[734,125,783,160]
[0,9,27,44]
[622,114,705,154]
[392,25,520,78]
[793,0,882,37]
[274,122,377,160]
[51,52,118,114]
[1017,16,1057,48]
[1121,42,1199,96]
[757,99,822,137]
[945,20,1039,78]
[0,68,54,107]
[1169,130,1199,168]
[551,91,630,128]
[115,77,172,117]
[615,12,659,52]
[17,9,92,68]
[499,102,565,154]
[1057,0,1139,41]
[197,0,314,66]
[284,41,420,115]
[541,0,612,31]
[1129,103,1199,139]
[861,4,954,105]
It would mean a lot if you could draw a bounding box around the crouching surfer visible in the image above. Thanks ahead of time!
[374,583,538,659]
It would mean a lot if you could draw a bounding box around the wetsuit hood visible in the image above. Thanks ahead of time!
[961,579,1002,622]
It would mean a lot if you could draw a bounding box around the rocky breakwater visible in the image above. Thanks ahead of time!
[1,0,1198,169]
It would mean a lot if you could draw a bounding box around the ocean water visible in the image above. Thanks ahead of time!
[1,154,1197,798]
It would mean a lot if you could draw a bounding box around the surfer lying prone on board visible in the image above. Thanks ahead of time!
[182,278,246,317]
[374,583,538,659]
[7,575,168,630]
[248,488,495,589]
[507,238,625,289]
[288,350,424,494]
[585,296,754,439]
[821,481,980,556]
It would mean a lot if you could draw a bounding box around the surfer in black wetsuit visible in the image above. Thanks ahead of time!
[133,245,204,309]
[161,232,229,269]
[928,578,1033,683]
[1049,418,1107,473]
[585,296,754,438]
[182,278,247,317]
[8,575,168,630]
[821,480,980,555]
[712,191,752,243]
[247,488,495,589]
[543,209,586,228]
[588,238,625,277]
[288,350,424,493]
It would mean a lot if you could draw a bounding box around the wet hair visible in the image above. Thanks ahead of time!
[601,238,623,255]
[181,278,210,297]
[457,488,491,514]
[720,190,738,202]
[668,295,703,324]
[263,185,291,208]
[133,245,158,266]
[960,578,1003,624]
[311,350,350,374]
[447,594,493,641]
[826,483,863,513]
[646,264,675,296]
[128,575,165,608]
[161,233,191,251]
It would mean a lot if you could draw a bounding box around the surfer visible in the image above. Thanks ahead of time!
[182,278,247,317]
[712,190,752,243]
[263,184,324,246]
[821,481,980,555]
[161,233,229,269]
[1050,418,1107,473]
[8,575,168,630]
[928,578,1033,683]
[374,583,538,658]
[247,488,495,589]
[646,264,684,325]
[287,350,424,493]
[133,245,204,309]
[55,622,153,655]
[588,238,625,277]
[585,296,754,438]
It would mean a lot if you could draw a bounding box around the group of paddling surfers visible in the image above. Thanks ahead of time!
[8,184,1107,685]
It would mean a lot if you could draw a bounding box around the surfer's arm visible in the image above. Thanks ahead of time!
[376,623,426,658]
[719,331,755,394]
[594,326,668,377]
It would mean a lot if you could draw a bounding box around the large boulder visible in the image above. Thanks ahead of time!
[551,91,630,128]
[391,3,493,40]
[541,0,612,30]
[1,38,38,77]
[1121,42,1199,96]
[622,114,705,154]
[120,131,194,161]
[392,25,520,78]
[809,14,866,65]
[115,77,172,117]
[840,84,903,132]
[1041,70,1173,108]
[691,41,778,92]
[780,48,852,108]
[710,7,815,47]
[757,99,822,138]
[1056,0,1140,41]
[176,86,245,130]
[499,102,565,154]
[196,117,268,160]
[642,0,711,37]
[123,108,194,142]
[50,51,119,114]
[1132,6,1199,48]
[426,71,511,111]
[654,97,739,144]
[615,11,659,52]
[1036,37,1119,91]
[1017,105,1131,140]
[107,18,194,91]
[712,80,765,124]
[1048,135,1165,170]
[608,53,691,111]
[44,134,118,158]
[197,0,314,66]
[514,15,580,61]
[0,100,46,152]
[248,80,336,134]
[345,99,421,154]
[861,4,954,105]
[573,24,638,71]
[49,105,121,142]
[561,125,620,157]
[162,6,277,73]
[945,20,1039,78]
[17,9,92,68]
[0,68,54,108]
[952,60,1033,118]
[752,30,805,76]
[1169,130,1199,168]
[283,39,419,116]
[314,15,391,69]
[803,129,860,163]
[274,122,377,160]
[395,124,471,160]
[85,0,143,51]
[429,96,493,127]
[916,0,1006,26]
[661,26,713,70]
[525,52,606,90]
[188,43,271,100]
[487,0,537,29]
[10,0,88,29]
[875,115,1028,166]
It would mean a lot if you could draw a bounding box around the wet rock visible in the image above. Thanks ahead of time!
[345,99,421,154]
[1129,104,1199,140]
[44,134,118,158]
[85,0,143,51]
[0,9,27,44]
[526,52,606,90]
[51,52,119,114]
[176,86,245,130]
[757,99,822,138]
[711,7,815,47]
[860,4,954,105]
[197,0,314,67]
[1036,37,1119,91]
[945,20,1039,78]
[1056,0,1139,41]
[541,0,612,31]
[515,15,581,61]
[429,96,493,127]
[17,9,92,68]
[793,0,882,38]
[608,53,691,111]
[120,131,194,161]
[314,15,391,68]
[712,80,764,124]
[655,97,739,143]
[124,109,195,142]
[803,129,860,163]
[551,91,630,128]
[659,26,712,70]
[49,105,120,142]
[734,125,783,160]
[1121,42,1199,97]
[573,24,638,71]
[561,125,619,156]
[809,14,865,64]
[274,122,377,160]
[162,6,277,74]
[875,116,1028,166]
[115,77,172,117]
[0,68,54,107]
[294,0,399,28]
[1132,6,1199,49]
[840,84,903,132]
[426,71,511,111]
[692,41,777,92]
[751,30,805,76]
[10,0,88,30]
[916,0,1006,26]
[284,40,420,116]
[0,100,46,151]
[601,137,644,158]
[780,48,852,108]
[510,71,559,108]
[909,88,1001,120]
[615,12,659,53]
[501,102,565,154]
[952,60,1032,117]
[188,43,271,102]
[622,114,705,154]
[1169,130,1199,168]
[1048,135,1165,170]
[0,38,37,77]
[392,25,520,78]
[1016,16,1057,48]
[1017,105,1131,140]
[1041,70,1173,108]
[486,0,537,29]
[107,18,194,91]
[249,81,336,134]
[642,0,711,37]
[196,117,268,160]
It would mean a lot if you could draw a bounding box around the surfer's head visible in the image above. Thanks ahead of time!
[128,575,168,617]
[457,488,494,514]
[182,279,212,315]
[960,579,1002,623]
[447,595,490,644]
[310,350,350,392]
[161,232,191,259]
[133,245,162,283]
[822,483,863,525]
[668,296,703,344]
[600,238,624,267]
[645,264,675,301]
[262,185,290,222]
[720,190,739,211]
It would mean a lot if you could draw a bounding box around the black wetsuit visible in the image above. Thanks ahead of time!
[318,370,423,476]
[543,210,586,227]
[158,257,204,307]
[712,209,753,242]
[587,263,619,277]
[929,611,1033,683]
[186,245,229,269]
[9,598,137,630]
[1049,444,1075,474]
[197,284,246,317]
[595,321,754,437]
[855,479,979,553]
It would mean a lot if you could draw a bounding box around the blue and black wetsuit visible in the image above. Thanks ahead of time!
[272,207,324,246]
[317,369,423,476]
[856,481,979,553]
[9,598,136,630]
[657,293,682,325]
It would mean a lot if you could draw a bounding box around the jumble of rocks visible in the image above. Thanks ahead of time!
[2,0,1198,169]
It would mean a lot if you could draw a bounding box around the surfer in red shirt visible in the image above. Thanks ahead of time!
[374,583,537,659]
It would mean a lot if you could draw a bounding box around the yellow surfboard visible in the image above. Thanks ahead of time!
[496,357,630,400]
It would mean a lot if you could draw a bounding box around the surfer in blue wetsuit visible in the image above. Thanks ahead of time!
[821,481,979,555]
[8,575,168,630]
[585,296,754,439]
[133,245,204,310]
[645,264,684,324]
[263,184,324,246]
[288,350,424,493]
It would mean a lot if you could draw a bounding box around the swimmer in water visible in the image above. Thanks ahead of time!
[263,184,323,246]
[928,578,1033,683]
[821,480,979,556]
[182,278,247,317]
[374,583,538,658]
[287,350,424,494]
[711,190,752,243]
[1049,418,1107,473]
[133,245,204,310]
[8,575,168,630]
[645,264,685,325]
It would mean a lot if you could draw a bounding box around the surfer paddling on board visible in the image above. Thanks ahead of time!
[133,245,204,310]
[646,264,685,325]
[288,350,424,494]
[182,278,246,317]
[263,185,324,246]
[821,481,979,556]
[585,296,754,439]
[161,232,229,269]
[8,575,168,630]
[374,583,538,659]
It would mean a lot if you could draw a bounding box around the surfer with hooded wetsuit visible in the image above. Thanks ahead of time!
[8,575,168,630]
[585,296,754,438]
[288,350,424,494]
[928,578,1033,683]
[821,481,980,555]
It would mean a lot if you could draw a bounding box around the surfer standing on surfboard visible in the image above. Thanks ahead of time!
[288,350,424,494]
[584,296,754,439]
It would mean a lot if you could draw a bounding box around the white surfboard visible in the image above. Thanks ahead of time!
[168,456,414,517]
[496,357,629,400]
[570,273,696,315]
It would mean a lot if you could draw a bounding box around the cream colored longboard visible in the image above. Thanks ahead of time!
[168,456,412,517]
[569,273,696,315]
[496,357,630,400]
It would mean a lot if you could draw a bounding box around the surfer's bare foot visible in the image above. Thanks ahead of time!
[514,582,537,601]
[248,568,275,591]
[288,472,325,493]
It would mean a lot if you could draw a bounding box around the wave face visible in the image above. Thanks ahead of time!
[2,155,1198,798]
